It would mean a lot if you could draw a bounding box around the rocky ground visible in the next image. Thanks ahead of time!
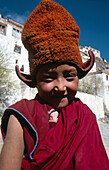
[0,119,109,158]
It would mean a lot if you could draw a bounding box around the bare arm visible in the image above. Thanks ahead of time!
[0,115,24,170]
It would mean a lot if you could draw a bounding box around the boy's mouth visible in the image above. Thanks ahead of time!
[53,94,68,99]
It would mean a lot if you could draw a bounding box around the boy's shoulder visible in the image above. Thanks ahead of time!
[74,97,96,119]
[5,96,49,118]
[7,97,45,115]
[8,93,47,111]
[9,98,36,110]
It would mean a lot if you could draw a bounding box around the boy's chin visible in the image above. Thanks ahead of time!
[52,97,75,109]
[51,99,70,110]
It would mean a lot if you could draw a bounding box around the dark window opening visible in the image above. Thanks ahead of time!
[12,28,21,38]
[0,25,6,35]
[106,75,108,81]
[14,45,21,54]
[15,59,18,64]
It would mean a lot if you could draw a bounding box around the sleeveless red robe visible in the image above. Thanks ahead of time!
[1,97,109,169]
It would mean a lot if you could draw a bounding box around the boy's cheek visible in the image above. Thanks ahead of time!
[37,85,51,94]
[39,83,53,91]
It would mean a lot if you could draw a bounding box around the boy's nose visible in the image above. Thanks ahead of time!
[54,79,66,92]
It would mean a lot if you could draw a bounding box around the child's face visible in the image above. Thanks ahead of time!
[36,63,78,109]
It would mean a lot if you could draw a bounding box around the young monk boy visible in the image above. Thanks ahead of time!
[0,0,109,169]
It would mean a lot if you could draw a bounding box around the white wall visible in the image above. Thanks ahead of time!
[97,73,109,110]
[0,20,29,73]
[76,91,104,119]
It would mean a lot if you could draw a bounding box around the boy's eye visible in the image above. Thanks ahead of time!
[66,77,75,81]
[42,76,54,82]
[64,73,77,80]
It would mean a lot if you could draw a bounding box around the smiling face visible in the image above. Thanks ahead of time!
[36,63,79,109]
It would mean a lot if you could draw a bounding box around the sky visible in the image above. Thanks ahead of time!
[0,0,109,62]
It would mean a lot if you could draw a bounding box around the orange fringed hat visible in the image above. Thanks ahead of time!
[16,0,95,87]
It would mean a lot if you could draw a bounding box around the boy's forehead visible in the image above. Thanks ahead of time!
[37,62,77,74]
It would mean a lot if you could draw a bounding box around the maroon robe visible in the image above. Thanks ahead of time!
[1,97,109,169]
